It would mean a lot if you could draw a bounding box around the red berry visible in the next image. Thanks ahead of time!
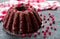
[42,30,44,33]
[0,16,4,18]
[47,18,50,21]
[28,33,32,37]
[44,15,46,18]
[48,32,51,35]
[2,10,7,14]
[34,33,37,37]
[27,8,30,11]
[52,17,55,21]
[30,6,32,8]
[45,20,47,23]
[49,22,52,26]
[10,7,12,9]
[51,26,53,29]
[37,8,40,12]
[46,26,49,30]
[37,0,39,3]
[52,21,55,24]
[50,15,53,18]
[22,34,26,37]
[46,29,48,32]
[50,14,54,18]
[40,14,42,16]
[50,15,52,18]
[43,31,46,35]
[49,13,51,15]
[37,31,40,35]
[18,4,21,6]
[52,14,54,17]
[54,27,56,31]
[41,24,45,28]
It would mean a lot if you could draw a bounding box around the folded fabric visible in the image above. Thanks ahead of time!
[0,1,60,20]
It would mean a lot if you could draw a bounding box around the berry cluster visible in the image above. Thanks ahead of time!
[40,12,57,39]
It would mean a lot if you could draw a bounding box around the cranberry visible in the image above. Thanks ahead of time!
[48,32,51,35]
[37,8,40,12]
[40,14,42,16]
[43,17,46,20]
[2,10,7,14]
[22,34,26,37]
[44,15,46,18]
[34,33,37,37]
[46,29,48,32]
[37,0,39,3]
[50,14,54,18]
[50,15,52,18]
[49,22,52,26]
[0,16,4,18]
[27,8,30,11]
[52,17,55,21]
[52,14,54,17]
[41,25,44,28]
[52,21,55,24]
[49,13,51,15]
[42,30,44,33]
[47,18,50,21]
[41,24,45,28]
[45,20,47,23]
[43,31,46,35]
[10,7,12,9]
[30,6,32,8]
[37,31,40,35]
[54,27,56,31]
[46,26,49,30]
[51,26,53,29]
[18,4,21,6]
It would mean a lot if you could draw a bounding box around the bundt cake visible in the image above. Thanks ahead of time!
[3,3,42,35]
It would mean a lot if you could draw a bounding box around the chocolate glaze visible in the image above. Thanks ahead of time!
[3,4,42,35]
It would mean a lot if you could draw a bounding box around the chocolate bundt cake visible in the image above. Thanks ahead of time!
[3,3,42,35]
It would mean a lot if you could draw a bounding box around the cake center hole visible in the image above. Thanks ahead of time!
[16,6,27,11]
